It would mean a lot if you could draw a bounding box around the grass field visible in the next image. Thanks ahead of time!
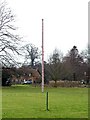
[2,85,88,118]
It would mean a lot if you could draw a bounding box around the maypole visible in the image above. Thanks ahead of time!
[42,19,44,92]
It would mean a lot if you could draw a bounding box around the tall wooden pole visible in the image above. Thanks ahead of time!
[42,19,44,93]
[88,2,90,118]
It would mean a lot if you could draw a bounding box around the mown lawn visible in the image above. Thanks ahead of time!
[2,85,88,118]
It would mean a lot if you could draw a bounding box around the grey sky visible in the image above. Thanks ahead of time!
[7,0,88,61]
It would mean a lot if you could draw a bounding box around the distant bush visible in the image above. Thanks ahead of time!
[2,68,12,86]
[48,80,87,87]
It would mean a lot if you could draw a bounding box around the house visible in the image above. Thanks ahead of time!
[11,67,41,84]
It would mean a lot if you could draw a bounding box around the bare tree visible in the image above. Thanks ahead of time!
[48,48,63,86]
[0,1,21,67]
[62,46,85,81]
[22,44,41,67]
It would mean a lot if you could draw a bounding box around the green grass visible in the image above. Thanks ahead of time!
[2,85,88,118]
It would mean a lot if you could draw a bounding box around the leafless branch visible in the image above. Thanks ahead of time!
[0,1,21,67]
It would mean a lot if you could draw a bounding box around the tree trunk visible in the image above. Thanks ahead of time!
[31,59,34,68]
[54,80,57,87]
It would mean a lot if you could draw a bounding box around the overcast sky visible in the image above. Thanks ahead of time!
[6,0,88,61]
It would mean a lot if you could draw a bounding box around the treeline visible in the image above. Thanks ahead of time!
[44,46,88,84]
[2,46,89,86]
